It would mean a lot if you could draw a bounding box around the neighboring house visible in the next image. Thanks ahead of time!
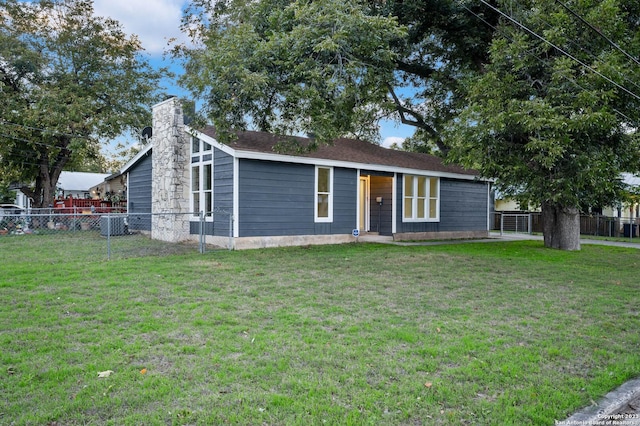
[11,188,31,211]
[56,171,111,200]
[11,171,110,209]
[123,97,491,249]
[89,172,127,202]
[494,174,640,220]
[601,173,640,220]
[493,191,540,213]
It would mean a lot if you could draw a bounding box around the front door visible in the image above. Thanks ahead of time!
[359,176,370,231]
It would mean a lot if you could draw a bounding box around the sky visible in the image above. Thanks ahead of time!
[91,0,414,148]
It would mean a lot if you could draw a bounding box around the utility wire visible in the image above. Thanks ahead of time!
[0,132,78,150]
[460,2,639,128]
[554,0,640,68]
[0,120,90,140]
[478,0,640,102]
[517,2,640,95]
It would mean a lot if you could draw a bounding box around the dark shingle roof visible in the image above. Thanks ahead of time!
[198,127,477,177]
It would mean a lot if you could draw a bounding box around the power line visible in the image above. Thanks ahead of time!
[0,120,91,140]
[478,0,640,103]
[0,132,76,150]
[460,2,639,128]
[520,3,640,96]
[554,0,640,68]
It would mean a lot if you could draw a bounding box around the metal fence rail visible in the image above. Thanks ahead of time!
[492,212,639,240]
[0,210,233,260]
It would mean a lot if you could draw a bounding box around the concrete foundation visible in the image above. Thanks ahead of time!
[233,234,355,250]
[393,230,489,241]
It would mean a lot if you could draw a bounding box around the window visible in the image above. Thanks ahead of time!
[403,175,439,221]
[315,166,333,222]
[191,137,213,218]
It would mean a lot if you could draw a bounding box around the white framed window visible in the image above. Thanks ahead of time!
[315,166,333,222]
[191,136,213,219]
[403,175,439,222]
[191,136,211,154]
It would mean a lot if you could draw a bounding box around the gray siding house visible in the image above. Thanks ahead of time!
[123,97,490,249]
[119,145,152,232]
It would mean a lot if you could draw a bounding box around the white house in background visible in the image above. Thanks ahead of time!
[494,173,640,219]
[601,173,640,219]
[12,171,110,209]
[56,171,111,199]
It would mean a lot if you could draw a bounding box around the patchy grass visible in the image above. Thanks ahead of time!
[581,234,640,244]
[1,236,639,425]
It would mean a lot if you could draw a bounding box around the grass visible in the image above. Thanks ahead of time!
[581,234,640,244]
[501,230,640,245]
[1,235,639,425]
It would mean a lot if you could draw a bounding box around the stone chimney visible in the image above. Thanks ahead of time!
[151,97,191,242]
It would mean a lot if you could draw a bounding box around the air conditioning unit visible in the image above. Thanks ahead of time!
[100,215,126,236]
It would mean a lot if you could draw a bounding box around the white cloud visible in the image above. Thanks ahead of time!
[381,136,405,149]
[93,0,187,55]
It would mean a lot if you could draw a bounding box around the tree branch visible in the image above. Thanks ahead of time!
[395,60,436,79]
[387,83,432,134]
[386,84,450,153]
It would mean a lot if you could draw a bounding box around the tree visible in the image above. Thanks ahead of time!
[0,183,15,204]
[448,0,640,250]
[0,0,166,208]
[175,0,496,148]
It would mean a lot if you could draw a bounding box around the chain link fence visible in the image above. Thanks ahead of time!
[0,208,233,260]
[492,212,640,240]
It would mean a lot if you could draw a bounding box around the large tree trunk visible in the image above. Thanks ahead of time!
[541,202,581,250]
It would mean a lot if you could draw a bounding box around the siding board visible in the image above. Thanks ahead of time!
[238,160,357,237]
[127,152,152,231]
[212,148,234,237]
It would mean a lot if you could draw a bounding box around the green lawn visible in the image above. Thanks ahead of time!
[1,235,639,425]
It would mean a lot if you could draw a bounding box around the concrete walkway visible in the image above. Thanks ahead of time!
[356,231,640,249]
[491,231,640,249]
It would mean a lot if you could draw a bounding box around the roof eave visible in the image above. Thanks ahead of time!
[189,127,486,182]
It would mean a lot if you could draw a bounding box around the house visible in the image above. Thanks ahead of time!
[56,171,111,199]
[88,172,127,203]
[494,174,640,220]
[122,97,491,249]
[601,173,640,220]
[11,171,110,210]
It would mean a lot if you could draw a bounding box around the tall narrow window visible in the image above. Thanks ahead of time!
[191,165,200,216]
[403,175,439,221]
[315,166,333,222]
[190,136,214,219]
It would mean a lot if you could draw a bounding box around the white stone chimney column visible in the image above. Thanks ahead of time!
[151,97,191,242]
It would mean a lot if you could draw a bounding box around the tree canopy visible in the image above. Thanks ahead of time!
[176,0,496,148]
[448,0,640,249]
[0,0,166,208]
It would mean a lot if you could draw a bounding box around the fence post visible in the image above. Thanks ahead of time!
[500,212,504,236]
[106,212,111,260]
[199,211,205,254]
[528,213,532,234]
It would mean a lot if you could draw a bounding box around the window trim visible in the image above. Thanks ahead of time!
[190,137,214,221]
[314,166,333,223]
[403,175,439,222]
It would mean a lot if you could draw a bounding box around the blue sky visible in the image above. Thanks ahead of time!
[91,0,414,148]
